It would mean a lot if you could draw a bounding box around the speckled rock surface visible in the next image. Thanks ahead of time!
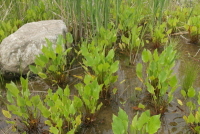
[0,20,67,78]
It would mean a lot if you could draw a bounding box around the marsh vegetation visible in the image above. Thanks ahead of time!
[1,0,200,134]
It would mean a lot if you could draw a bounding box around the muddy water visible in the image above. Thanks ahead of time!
[1,39,200,134]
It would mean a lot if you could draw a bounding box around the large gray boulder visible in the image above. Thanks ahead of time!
[0,20,67,78]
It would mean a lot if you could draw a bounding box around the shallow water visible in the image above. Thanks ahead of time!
[1,39,200,134]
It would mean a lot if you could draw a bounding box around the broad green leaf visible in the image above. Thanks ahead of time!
[69,104,75,115]
[31,95,40,106]
[17,96,26,106]
[112,115,126,134]
[147,114,161,134]
[38,72,47,79]
[84,74,92,84]
[113,88,118,94]
[110,75,118,84]
[158,71,167,83]
[57,118,63,128]
[7,105,18,113]
[66,33,73,44]
[6,120,16,125]
[153,49,159,61]
[188,87,196,98]
[38,104,50,118]
[136,63,143,79]
[6,90,14,103]
[45,120,52,126]
[6,82,19,97]
[26,100,32,106]
[110,61,119,73]
[146,83,155,95]
[187,113,195,123]
[20,76,30,97]
[186,101,195,110]
[75,114,82,127]
[67,130,75,134]
[167,29,172,35]
[106,49,115,61]
[40,54,49,62]
[131,113,138,132]
[29,65,38,74]
[49,126,59,134]
[121,35,130,44]
[137,111,149,130]
[2,110,11,118]
[56,44,63,54]
[49,65,57,72]
[97,64,103,72]
[35,57,45,67]
[138,103,145,109]
[181,90,186,98]
[142,49,151,63]
[64,86,70,96]
[169,75,177,87]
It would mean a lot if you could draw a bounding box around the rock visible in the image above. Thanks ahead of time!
[0,20,67,78]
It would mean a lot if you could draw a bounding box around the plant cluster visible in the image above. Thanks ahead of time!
[0,19,22,43]
[81,38,119,98]
[118,0,145,64]
[136,43,178,114]
[149,22,172,48]
[3,74,105,133]
[29,34,73,87]
[185,16,200,44]
[39,86,83,134]
[3,75,43,133]
[75,74,103,125]
[179,86,200,133]
[112,108,161,134]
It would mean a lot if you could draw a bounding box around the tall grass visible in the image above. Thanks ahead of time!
[182,61,199,92]
[49,0,121,42]
[1,0,122,43]
[148,0,168,25]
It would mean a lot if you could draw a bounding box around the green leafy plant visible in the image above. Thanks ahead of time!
[24,1,53,22]
[117,0,145,64]
[112,108,128,134]
[80,39,119,98]
[120,25,144,64]
[2,75,43,133]
[136,44,178,114]
[0,19,22,43]
[75,74,103,125]
[112,108,161,134]
[38,86,83,134]
[180,87,200,133]
[149,22,172,48]
[181,61,199,93]
[131,110,161,134]
[185,15,200,44]
[97,25,117,49]
[29,34,73,87]
[167,17,180,33]
[149,0,168,24]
